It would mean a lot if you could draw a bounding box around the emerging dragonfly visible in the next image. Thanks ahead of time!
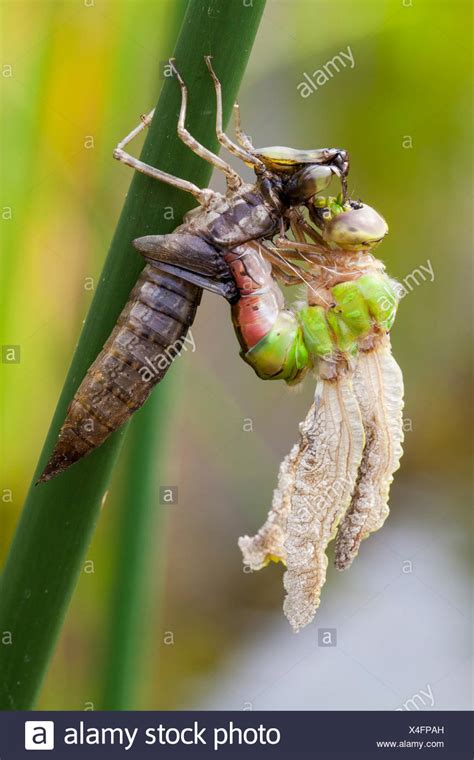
[39,58,404,631]
[235,196,404,630]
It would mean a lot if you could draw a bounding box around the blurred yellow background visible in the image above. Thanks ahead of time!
[1,0,471,709]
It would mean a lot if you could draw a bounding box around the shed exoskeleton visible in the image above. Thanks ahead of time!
[39,57,349,482]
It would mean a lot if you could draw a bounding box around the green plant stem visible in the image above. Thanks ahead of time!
[98,0,187,714]
[0,0,266,710]
[100,386,170,711]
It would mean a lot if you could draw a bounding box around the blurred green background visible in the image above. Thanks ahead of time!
[1,0,471,710]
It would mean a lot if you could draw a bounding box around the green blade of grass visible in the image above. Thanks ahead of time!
[98,0,186,712]
[99,385,170,711]
[99,0,187,710]
[0,0,266,710]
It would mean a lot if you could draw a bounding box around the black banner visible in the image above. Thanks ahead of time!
[0,711,471,759]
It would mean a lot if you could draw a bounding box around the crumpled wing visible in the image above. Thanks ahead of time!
[282,376,365,631]
[334,338,404,570]
[239,442,299,570]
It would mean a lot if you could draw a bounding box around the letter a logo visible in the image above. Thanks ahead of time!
[24,721,55,750]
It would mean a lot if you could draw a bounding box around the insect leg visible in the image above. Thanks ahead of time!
[288,210,327,246]
[260,244,309,284]
[274,237,330,255]
[268,267,303,286]
[170,60,242,192]
[113,111,215,207]
[233,102,255,152]
[275,213,330,255]
[204,56,265,171]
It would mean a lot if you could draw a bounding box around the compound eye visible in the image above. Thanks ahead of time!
[323,204,388,250]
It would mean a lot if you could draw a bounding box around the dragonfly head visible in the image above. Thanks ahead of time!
[253,146,349,203]
[311,197,388,251]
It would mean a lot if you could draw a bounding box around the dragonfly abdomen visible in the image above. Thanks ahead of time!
[38,266,201,483]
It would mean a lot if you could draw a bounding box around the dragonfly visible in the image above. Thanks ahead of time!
[39,59,404,631]
[234,196,404,630]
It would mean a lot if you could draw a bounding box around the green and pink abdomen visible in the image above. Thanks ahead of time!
[224,243,399,383]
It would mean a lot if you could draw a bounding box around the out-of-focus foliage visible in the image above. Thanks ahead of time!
[1,0,471,709]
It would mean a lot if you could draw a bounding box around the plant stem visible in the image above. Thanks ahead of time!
[100,385,170,710]
[0,0,266,710]
[99,0,185,709]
